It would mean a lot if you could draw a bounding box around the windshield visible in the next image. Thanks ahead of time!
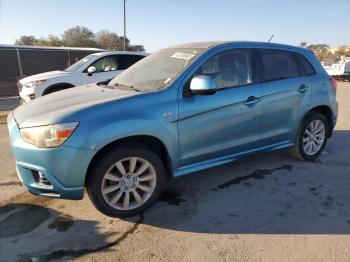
[64,54,98,72]
[108,48,206,92]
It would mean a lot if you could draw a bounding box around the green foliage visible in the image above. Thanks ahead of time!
[14,26,145,51]
[62,26,98,48]
[14,35,37,46]
[299,42,342,62]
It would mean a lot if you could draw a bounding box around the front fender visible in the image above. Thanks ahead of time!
[64,87,180,167]
[88,118,179,163]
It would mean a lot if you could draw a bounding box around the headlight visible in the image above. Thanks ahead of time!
[25,80,47,88]
[20,122,79,148]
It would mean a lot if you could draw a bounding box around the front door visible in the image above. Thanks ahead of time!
[178,48,263,166]
[80,55,121,85]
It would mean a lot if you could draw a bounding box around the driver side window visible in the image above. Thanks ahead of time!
[89,56,119,73]
[195,49,253,89]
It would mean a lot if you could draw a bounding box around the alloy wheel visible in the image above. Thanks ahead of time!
[101,157,157,210]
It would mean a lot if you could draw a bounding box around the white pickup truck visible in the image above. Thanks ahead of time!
[323,56,350,80]
[18,51,148,103]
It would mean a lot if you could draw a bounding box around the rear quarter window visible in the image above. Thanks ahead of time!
[119,55,145,70]
[295,53,316,76]
[261,49,299,81]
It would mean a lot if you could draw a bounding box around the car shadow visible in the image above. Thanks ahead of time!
[0,203,122,261]
[125,130,350,235]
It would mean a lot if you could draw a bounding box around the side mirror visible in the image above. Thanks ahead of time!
[190,75,216,95]
[87,66,96,76]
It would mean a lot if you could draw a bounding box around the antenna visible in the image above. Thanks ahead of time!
[267,35,274,43]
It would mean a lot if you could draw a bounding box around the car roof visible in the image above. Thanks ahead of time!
[92,51,149,57]
[168,41,307,52]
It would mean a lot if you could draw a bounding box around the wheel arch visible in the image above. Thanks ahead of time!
[85,135,173,185]
[42,83,75,95]
[305,105,334,137]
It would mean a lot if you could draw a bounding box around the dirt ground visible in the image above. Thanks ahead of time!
[0,82,350,262]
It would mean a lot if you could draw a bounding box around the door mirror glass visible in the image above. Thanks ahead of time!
[190,75,216,95]
[87,66,96,76]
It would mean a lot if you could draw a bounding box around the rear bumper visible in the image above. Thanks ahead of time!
[7,113,96,200]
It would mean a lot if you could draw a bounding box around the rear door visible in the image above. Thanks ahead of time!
[259,49,311,146]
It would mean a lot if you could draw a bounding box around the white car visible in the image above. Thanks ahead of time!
[18,51,148,103]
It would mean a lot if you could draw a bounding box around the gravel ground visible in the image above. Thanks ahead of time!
[0,82,349,261]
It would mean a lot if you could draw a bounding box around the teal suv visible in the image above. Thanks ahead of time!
[8,41,338,217]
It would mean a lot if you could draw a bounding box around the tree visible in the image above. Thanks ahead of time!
[14,26,145,51]
[129,44,145,52]
[46,35,63,46]
[95,30,122,51]
[95,30,145,51]
[14,35,37,46]
[62,26,98,48]
[299,42,307,48]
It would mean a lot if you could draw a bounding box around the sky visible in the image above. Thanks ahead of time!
[0,0,349,52]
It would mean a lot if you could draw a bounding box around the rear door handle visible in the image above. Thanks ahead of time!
[244,96,261,106]
[297,84,310,93]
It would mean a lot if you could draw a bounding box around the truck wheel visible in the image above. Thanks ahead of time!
[87,145,167,218]
[289,112,329,161]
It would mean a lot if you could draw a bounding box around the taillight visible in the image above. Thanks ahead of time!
[330,77,337,91]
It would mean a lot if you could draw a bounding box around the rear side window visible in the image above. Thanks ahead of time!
[261,49,299,81]
[119,55,145,70]
[295,53,316,76]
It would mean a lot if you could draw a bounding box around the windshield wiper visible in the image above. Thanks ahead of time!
[108,82,141,92]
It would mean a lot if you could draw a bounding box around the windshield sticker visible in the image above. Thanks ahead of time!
[171,52,196,60]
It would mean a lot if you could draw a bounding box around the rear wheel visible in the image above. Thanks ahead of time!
[289,112,329,161]
[87,145,167,217]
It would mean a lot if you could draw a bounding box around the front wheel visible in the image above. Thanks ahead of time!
[87,145,167,218]
[289,112,329,161]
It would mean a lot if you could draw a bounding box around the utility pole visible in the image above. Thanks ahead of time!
[0,0,2,42]
[123,0,126,51]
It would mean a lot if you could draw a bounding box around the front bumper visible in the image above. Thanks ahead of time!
[7,113,96,200]
[19,86,35,103]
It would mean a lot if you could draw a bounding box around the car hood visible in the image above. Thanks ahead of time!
[19,70,72,84]
[13,84,139,128]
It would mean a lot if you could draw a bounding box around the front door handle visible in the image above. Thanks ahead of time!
[297,84,310,93]
[244,96,261,106]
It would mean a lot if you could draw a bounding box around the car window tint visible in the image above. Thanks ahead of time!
[295,53,316,76]
[261,49,299,81]
[119,55,145,70]
[90,56,118,72]
[195,49,253,89]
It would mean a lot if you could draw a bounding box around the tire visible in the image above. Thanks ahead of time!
[289,112,329,161]
[87,145,167,218]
